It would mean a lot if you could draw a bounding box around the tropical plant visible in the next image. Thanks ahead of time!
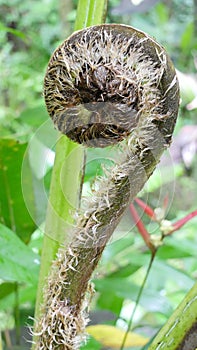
[0,1,197,350]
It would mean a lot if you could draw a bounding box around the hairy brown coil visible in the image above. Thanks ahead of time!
[44,24,179,148]
[35,24,180,350]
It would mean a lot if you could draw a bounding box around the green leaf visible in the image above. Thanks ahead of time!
[150,260,194,291]
[0,282,16,300]
[0,282,37,314]
[0,283,37,311]
[157,236,197,259]
[0,22,26,40]
[94,278,172,315]
[97,291,123,316]
[180,22,194,53]
[0,223,40,284]
[108,263,141,279]
[19,103,49,128]
[0,138,35,243]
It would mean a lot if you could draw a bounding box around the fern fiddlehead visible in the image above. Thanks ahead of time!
[33,24,179,349]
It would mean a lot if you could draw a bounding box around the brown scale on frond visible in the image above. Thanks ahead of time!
[44,24,179,148]
[34,24,180,350]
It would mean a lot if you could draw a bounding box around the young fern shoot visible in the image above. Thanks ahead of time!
[33,24,179,349]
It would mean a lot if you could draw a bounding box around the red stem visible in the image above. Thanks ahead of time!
[166,210,197,236]
[129,203,156,253]
[134,197,156,219]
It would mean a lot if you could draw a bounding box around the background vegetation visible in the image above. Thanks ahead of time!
[0,0,197,349]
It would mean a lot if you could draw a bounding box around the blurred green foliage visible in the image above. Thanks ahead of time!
[0,0,197,349]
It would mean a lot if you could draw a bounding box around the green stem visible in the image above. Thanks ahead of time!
[0,331,2,350]
[34,138,84,320]
[148,281,197,350]
[120,252,156,350]
[74,0,107,30]
[33,0,107,331]
[14,282,20,345]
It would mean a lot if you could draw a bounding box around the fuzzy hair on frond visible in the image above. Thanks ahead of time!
[44,24,179,148]
[33,24,180,350]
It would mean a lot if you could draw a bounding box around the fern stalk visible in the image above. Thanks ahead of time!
[32,1,179,349]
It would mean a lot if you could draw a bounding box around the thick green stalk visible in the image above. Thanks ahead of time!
[34,138,84,319]
[148,282,197,350]
[74,0,107,30]
[33,0,107,330]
